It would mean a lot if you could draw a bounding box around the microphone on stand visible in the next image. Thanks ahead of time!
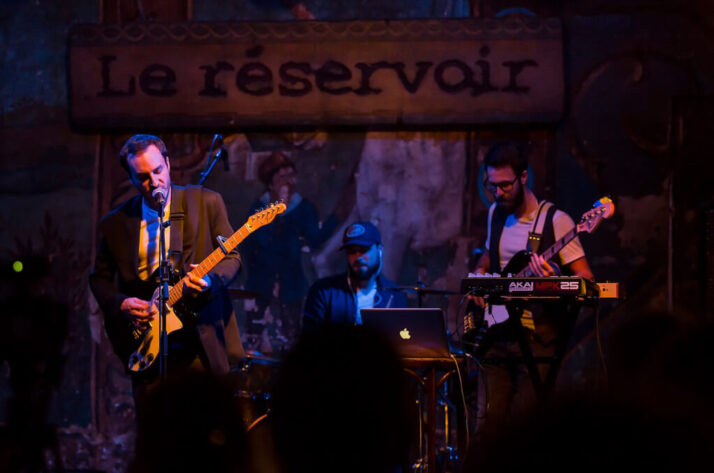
[218,147,229,171]
[212,134,230,171]
[198,134,229,185]
[152,188,167,206]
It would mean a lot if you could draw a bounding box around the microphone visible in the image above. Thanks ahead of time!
[211,134,229,171]
[152,188,167,205]
[217,147,229,171]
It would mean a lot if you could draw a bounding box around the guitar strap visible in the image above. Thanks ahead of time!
[527,201,555,254]
[488,201,557,273]
[489,205,508,273]
[169,185,186,272]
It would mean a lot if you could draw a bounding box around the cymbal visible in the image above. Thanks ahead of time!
[227,287,261,299]
[388,285,459,296]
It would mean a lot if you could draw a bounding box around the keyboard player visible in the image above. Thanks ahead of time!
[468,142,594,442]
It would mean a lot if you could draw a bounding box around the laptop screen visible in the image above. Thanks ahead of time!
[361,308,451,359]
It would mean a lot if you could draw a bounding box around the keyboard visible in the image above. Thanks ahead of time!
[460,276,601,299]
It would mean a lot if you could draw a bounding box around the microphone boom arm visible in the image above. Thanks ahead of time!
[198,134,227,186]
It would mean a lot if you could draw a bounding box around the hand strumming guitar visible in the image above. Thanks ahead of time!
[120,297,158,331]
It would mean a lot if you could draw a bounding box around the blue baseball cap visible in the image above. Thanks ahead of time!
[340,221,382,250]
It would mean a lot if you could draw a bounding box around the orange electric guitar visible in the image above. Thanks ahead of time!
[126,202,286,372]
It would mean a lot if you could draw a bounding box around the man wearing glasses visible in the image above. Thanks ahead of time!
[469,142,594,440]
[473,142,593,280]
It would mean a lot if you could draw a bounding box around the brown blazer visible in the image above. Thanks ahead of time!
[89,185,244,374]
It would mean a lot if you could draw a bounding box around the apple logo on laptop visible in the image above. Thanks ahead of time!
[399,328,411,340]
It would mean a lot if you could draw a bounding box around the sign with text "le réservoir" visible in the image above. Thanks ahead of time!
[68,18,563,129]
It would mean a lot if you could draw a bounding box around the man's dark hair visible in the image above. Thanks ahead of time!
[119,134,169,174]
[484,142,528,175]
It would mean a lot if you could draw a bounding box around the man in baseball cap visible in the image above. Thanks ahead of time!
[340,221,381,248]
[303,221,406,330]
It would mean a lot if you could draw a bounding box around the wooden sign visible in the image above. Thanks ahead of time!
[69,18,564,129]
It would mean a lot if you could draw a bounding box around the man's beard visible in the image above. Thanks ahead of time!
[496,182,524,213]
[349,259,380,282]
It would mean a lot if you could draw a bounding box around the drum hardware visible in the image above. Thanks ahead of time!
[227,287,262,299]
[389,284,458,309]
[231,351,281,433]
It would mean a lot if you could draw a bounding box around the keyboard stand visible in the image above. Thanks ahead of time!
[484,298,582,403]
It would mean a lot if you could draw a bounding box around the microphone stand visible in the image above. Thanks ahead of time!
[158,198,170,380]
[199,135,227,185]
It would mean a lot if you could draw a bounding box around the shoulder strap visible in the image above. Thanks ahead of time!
[541,204,557,253]
[169,186,186,271]
[488,205,508,273]
[527,201,554,254]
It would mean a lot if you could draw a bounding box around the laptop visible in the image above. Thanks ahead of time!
[361,308,451,359]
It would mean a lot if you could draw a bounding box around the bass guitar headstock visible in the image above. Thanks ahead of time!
[576,197,615,235]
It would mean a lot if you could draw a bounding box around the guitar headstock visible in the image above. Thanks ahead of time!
[576,197,615,234]
[248,201,287,229]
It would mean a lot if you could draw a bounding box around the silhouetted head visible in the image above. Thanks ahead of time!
[131,372,249,473]
[272,324,411,473]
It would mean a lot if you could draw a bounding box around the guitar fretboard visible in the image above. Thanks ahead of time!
[515,227,577,277]
[167,223,254,306]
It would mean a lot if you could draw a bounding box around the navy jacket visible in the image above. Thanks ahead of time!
[303,273,408,331]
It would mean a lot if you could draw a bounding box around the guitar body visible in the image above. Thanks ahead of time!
[126,286,186,372]
[500,250,533,276]
[104,268,201,373]
[465,251,533,332]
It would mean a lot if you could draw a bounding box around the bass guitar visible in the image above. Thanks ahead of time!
[127,202,286,372]
[464,197,615,336]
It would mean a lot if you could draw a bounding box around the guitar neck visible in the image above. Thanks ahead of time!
[515,227,578,277]
[167,223,253,306]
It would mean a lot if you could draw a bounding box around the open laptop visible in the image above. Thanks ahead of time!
[361,308,451,359]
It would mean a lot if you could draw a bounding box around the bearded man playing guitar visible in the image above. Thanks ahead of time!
[469,142,595,440]
[89,134,245,413]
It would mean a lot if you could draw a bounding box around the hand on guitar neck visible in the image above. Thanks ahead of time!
[184,263,212,293]
[527,253,562,277]
[471,250,590,283]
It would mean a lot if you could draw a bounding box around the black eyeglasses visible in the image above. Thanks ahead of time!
[484,176,519,193]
